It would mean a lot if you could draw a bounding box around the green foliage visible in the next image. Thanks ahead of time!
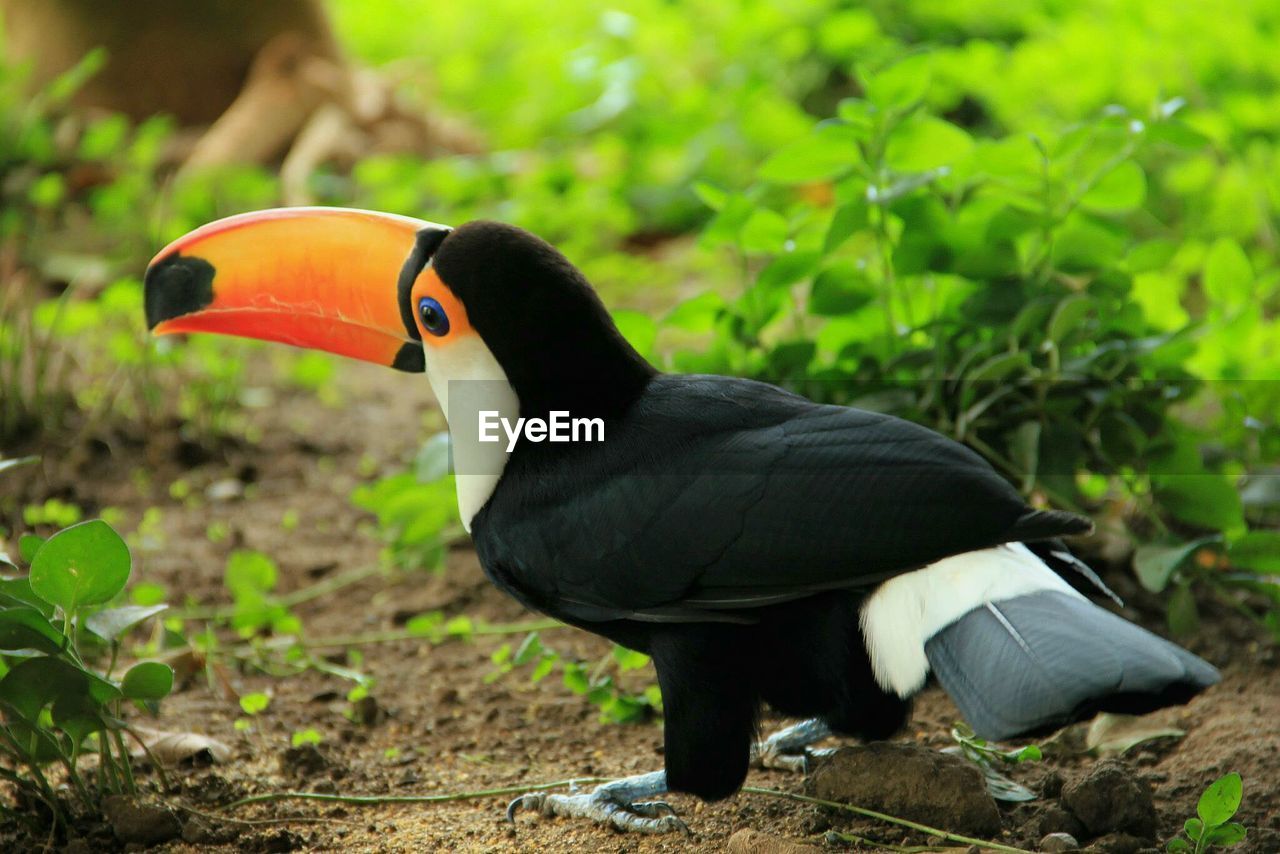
[350,433,460,571]
[949,723,1042,802]
[1166,772,1247,852]
[0,519,173,826]
[489,632,661,724]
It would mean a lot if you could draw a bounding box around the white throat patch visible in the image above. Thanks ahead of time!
[422,336,519,531]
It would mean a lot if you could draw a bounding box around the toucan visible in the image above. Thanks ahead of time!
[145,207,1219,833]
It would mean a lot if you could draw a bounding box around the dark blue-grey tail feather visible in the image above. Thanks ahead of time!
[924,591,1220,741]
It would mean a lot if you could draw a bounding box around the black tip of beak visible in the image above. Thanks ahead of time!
[144,253,216,330]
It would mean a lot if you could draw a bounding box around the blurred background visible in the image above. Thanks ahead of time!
[3,0,1279,655]
[0,2,1278,849]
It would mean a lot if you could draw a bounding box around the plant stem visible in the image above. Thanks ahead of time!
[739,786,1033,854]
[222,777,610,811]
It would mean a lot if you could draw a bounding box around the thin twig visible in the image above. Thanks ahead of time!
[740,786,1033,854]
[222,777,609,811]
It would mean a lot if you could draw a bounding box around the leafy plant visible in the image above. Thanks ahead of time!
[0,520,173,828]
[1166,772,1247,853]
[948,723,1042,802]
[489,632,661,724]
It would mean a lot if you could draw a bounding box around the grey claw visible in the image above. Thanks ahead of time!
[506,793,543,822]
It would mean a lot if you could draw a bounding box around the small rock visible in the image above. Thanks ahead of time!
[102,795,184,845]
[204,478,244,501]
[1040,832,1079,852]
[726,828,822,854]
[1061,759,1158,839]
[279,744,330,778]
[808,743,1001,836]
[1039,806,1086,839]
[1084,831,1147,854]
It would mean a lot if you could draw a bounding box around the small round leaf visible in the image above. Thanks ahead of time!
[29,520,130,613]
[121,661,174,701]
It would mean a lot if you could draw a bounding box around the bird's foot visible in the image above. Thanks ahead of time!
[506,771,688,834]
[751,718,835,773]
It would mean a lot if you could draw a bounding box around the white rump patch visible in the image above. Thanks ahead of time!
[859,543,1086,697]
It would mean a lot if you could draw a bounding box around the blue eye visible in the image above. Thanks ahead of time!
[418,297,449,336]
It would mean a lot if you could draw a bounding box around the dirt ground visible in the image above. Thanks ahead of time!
[4,356,1279,853]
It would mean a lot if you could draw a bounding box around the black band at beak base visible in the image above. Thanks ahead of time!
[397,226,452,343]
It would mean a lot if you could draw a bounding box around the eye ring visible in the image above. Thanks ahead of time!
[418,296,450,337]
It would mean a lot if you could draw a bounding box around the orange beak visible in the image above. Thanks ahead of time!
[144,207,450,372]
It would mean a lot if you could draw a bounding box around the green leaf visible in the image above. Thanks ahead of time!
[18,534,44,564]
[1203,239,1252,309]
[84,604,168,641]
[239,692,271,715]
[663,291,725,333]
[1081,161,1146,213]
[612,645,650,671]
[863,53,931,110]
[225,550,278,597]
[692,182,728,211]
[0,577,56,617]
[1165,837,1190,852]
[0,655,120,724]
[121,661,174,701]
[1154,475,1245,533]
[824,201,869,252]
[757,124,861,184]
[1227,531,1280,574]
[739,209,789,254]
[885,115,973,172]
[1127,239,1178,273]
[1184,817,1204,840]
[1197,773,1243,827]
[1047,295,1092,344]
[513,632,544,666]
[612,310,658,359]
[966,352,1031,384]
[1133,537,1219,593]
[0,607,67,654]
[29,520,131,613]
[810,264,873,316]
[1204,821,1247,846]
[562,663,590,694]
[1166,583,1200,637]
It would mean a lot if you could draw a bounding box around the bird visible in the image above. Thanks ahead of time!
[145,207,1220,834]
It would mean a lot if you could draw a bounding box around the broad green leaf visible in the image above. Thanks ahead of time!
[663,291,724,333]
[885,115,973,172]
[1228,531,1280,574]
[1133,537,1220,593]
[1197,773,1242,827]
[0,607,66,654]
[1154,475,1245,533]
[1184,818,1204,841]
[612,310,657,359]
[1126,239,1177,273]
[757,124,860,184]
[18,534,44,564]
[29,520,130,613]
[84,604,168,641]
[612,645,650,671]
[239,692,271,715]
[0,577,56,617]
[121,661,175,701]
[966,352,1031,384]
[810,264,873,316]
[691,182,728,211]
[0,655,120,723]
[225,550,278,597]
[756,251,820,292]
[824,201,868,252]
[1047,295,1092,344]
[739,209,789,254]
[1081,161,1146,213]
[863,53,931,110]
[1203,239,1252,309]
[1165,837,1190,852]
[1205,822,1247,846]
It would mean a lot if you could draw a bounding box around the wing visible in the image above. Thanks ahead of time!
[473,375,1090,624]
